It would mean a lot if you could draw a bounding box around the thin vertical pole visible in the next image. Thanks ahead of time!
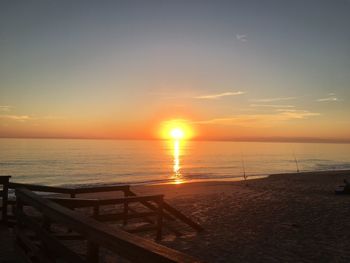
[293,152,300,173]
[241,153,247,182]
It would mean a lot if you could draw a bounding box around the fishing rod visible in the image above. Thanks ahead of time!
[293,151,300,173]
[241,152,247,181]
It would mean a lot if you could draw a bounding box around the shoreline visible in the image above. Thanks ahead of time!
[53,168,350,190]
[121,169,350,199]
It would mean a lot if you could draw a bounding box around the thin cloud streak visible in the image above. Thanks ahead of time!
[317,97,339,102]
[195,91,245,99]
[194,110,320,127]
[250,104,295,108]
[0,115,31,121]
[0,105,12,112]
[251,97,296,102]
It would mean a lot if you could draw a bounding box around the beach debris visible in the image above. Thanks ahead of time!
[335,179,350,194]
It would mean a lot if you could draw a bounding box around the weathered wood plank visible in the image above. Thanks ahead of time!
[10,183,130,196]
[10,182,72,194]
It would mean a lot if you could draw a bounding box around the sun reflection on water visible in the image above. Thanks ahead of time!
[172,139,184,184]
[162,125,191,184]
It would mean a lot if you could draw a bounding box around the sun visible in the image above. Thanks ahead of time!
[159,119,195,140]
[170,128,184,140]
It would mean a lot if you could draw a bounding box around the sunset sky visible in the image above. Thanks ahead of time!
[1,0,349,142]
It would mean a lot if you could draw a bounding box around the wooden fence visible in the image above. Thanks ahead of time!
[7,182,203,237]
[15,188,202,263]
[48,194,166,240]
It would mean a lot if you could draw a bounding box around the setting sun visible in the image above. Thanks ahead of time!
[159,119,195,140]
[170,128,184,140]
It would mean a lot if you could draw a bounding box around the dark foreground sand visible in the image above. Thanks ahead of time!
[128,170,350,262]
[4,170,350,262]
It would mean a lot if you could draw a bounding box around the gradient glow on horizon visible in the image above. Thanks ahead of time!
[1,0,350,142]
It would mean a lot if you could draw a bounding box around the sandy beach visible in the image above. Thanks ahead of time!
[3,170,350,263]
[117,170,350,262]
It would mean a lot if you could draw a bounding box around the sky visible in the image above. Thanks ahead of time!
[0,0,349,142]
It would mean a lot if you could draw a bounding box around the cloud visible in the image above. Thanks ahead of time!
[275,109,299,112]
[251,97,296,102]
[194,109,320,127]
[317,96,339,102]
[0,115,31,121]
[250,104,295,108]
[0,105,12,112]
[195,91,245,99]
[236,34,247,42]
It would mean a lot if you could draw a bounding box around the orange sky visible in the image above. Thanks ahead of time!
[1,1,350,142]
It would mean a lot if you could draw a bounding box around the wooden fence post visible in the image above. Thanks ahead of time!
[14,192,24,247]
[156,197,164,241]
[67,191,76,233]
[123,187,131,226]
[1,176,11,224]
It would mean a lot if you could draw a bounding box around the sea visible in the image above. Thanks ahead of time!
[1,138,350,186]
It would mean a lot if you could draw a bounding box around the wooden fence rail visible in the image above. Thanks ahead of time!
[15,188,202,263]
[7,182,204,233]
[9,182,130,196]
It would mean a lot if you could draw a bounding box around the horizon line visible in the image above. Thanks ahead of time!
[1,136,350,144]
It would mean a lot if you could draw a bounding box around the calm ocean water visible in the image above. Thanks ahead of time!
[1,138,350,186]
